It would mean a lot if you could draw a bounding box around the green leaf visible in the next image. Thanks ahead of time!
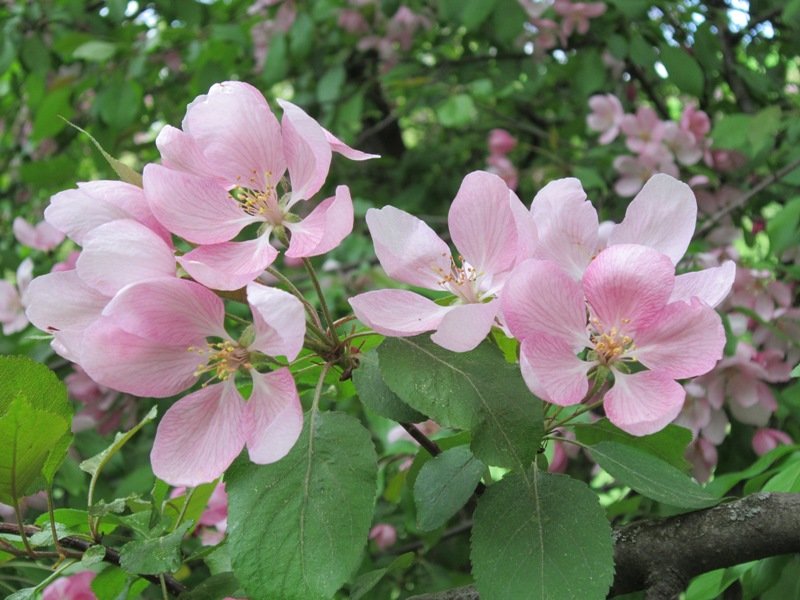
[436,94,478,128]
[81,544,108,566]
[748,106,782,156]
[63,120,143,186]
[73,40,117,62]
[262,33,288,85]
[705,444,798,497]
[660,46,704,97]
[629,34,658,72]
[574,419,692,471]
[118,521,192,575]
[762,458,800,492]
[227,411,378,600]
[589,441,719,509]
[350,553,414,600]
[792,364,800,378]
[91,567,129,600]
[164,481,218,533]
[414,446,485,531]
[471,469,614,599]
[178,572,242,599]
[31,87,73,141]
[767,197,800,257]
[491,0,525,44]
[711,113,751,150]
[97,80,142,128]
[80,406,158,477]
[378,336,543,470]
[461,0,498,30]
[317,65,346,104]
[289,13,314,59]
[6,588,36,600]
[352,349,425,423]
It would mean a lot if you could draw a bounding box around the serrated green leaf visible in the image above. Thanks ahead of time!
[414,446,485,531]
[80,406,157,477]
[227,411,378,600]
[119,521,192,575]
[178,572,242,599]
[353,349,425,422]
[660,46,704,97]
[62,120,143,186]
[574,420,692,471]
[378,336,543,470]
[589,441,719,509]
[471,468,614,599]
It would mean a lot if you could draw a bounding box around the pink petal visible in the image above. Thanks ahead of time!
[430,299,499,352]
[448,171,518,276]
[178,236,279,291]
[605,370,685,436]
[277,99,332,204]
[0,281,21,323]
[609,174,697,264]
[12,218,65,251]
[500,259,588,349]
[245,369,303,464]
[509,190,538,263]
[284,185,353,258]
[323,129,380,161]
[101,277,227,344]
[24,271,107,336]
[76,220,176,296]
[366,206,451,289]
[349,289,450,336]
[531,178,599,280]
[143,164,256,244]
[81,318,202,397]
[633,299,725,379]
[246,283,306,360]
[151,381,248,486]
[670,261,736,308]
[583,244,674,333]
[155,124,217,179]
[519,336,591,406]
[181,81,286,189]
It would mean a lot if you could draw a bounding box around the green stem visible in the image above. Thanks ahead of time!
[546,380,610,433]
[12,498,33,556]
[46,486,63,558]
[302,258,339,344]
[173,487,195,531]
[266,266,325,334]
[311,363,332,414]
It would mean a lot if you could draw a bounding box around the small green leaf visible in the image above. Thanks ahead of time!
[414,446,485,531]
[73,40,117,62]
[262,33,288,84]
[91,567,129,600]
[792,364,800,378]
[118,521,192,575]
[289,13,314,59]
[589,441,719,509]
[350,553,414,600]
[81,544,108,566]
[178,572,242,599]
[62,120,143,186]
[227,411,378,600]
[80,406,158,477]
[767,197,800,257]
[317,65,346,104]
[436,94,478,128]
[762,458,800,492]
[461,0,498,30]
[31,87,74,141]
[471,468,614,599]
[352,349,425,423]
[705,444,797,497]
[660,46,704,97]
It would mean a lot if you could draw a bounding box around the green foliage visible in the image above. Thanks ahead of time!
[471,468,615,599]
[352,349,425,422]
[119,521,193,575]
[226,411,378,600]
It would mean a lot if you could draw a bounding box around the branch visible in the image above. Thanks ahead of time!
[406,492,800,599]
[0,522,187,596]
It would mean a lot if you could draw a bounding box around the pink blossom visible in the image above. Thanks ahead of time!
[704,149,747,172]
[387,420,440,444]
[502,243,728,435]
[369,523,398,549]
[147,81,376,290]
[12,217,65,251]
[531,18,561,50]
[79,278,305,485]
[67,365,137,435]
[171,482,228,545]
[587,94,624,145]
[553,0,606,37]
[0,258,33,335]
[752,428,794,456]
[486,154,519,190]
[338,9,369,34]
[685,437,718,483]
[42,571,97,600]
[613,152,678,197]
[387,6,430,52]
[51,251,81,272]
[620,106,665,155]
[488,129,518,155]
[680,104,711,140]
[349,171,535,352]
[662,122,704,166]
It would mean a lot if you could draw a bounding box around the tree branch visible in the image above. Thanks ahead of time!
[406,492,800,599]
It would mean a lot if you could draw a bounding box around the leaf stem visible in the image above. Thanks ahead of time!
[266,266,326,336]
[302,258,339,344]
[12,497,34,556]
[46,486,63,559]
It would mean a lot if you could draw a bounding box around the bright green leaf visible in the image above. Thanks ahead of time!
[63,120,143,186]
[91,567,129,600]
[118,521,192,575]
[761,458,800,492]
[317,65,346,104]
[80,406,158,477]
[461,0,498,30]
[767,197,800,257]
[73,40,117,62]
[471,469,614,599]
[705,444,798,497]
[227,411,378,600]
[352,349,425,423]
[436,94,478,128]
[660,46,704,97]
[589,442,719,509]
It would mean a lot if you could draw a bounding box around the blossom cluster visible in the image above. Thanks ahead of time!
[519,0,607,52]
[21,81,377,487]
[587,95,711,196]
[350,172,735,436]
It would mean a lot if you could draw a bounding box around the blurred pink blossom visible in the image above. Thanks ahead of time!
[369,523,398,549]
[43,571,97,600]
[554,0,606,37]
[67,365,137,435]
[488,129,518,155]
[0,257,33,335]
[752,428,794,456]
[587,94,624,145]
[487,154,519,190]
[13,217,65,251]
[685,437,718,483]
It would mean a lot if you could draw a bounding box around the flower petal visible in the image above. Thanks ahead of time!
[24,271,107,336]
[605,370,685,436]
[349,289,450,336]
[277,99,332,204]
[519,336,591,406]
[155,124,217,179]
[76,220,176,297]
[609,173,697,264]
[285,185,354,258]
[323,129,380,160]
[245,369,303,464]
[633,298,725,379]
[583,244,674,333]
[500,259,588,348]
[448,171,518,276]
[509,189,538,263]
[430,299,499,352]
[247,283,306,360]
[151,381,248,486]
[181,81,286,189]
[102,277,227,344]
[12,218,64,251]
[366,206,451,289]
[81,318,202,397]
[144,164,256,244]
[178,236,279,291]
[670,261,736,308]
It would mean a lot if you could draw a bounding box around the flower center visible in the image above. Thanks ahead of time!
[190,340,252,382]
[589,317,635,366]
[434,254,483,304]
[232,170,285,225]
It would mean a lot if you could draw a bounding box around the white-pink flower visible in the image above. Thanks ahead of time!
[587,94,624,145]
[553,0,606,37]
[0,258,33,335]
[146,81,377,291]
[79,277,305,485]
[502,244,729,435]
[42,571,97,600]
[349,171,536,352]
[752,428,793,456]
[12,217,65,251]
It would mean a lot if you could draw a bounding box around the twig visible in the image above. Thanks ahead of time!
[399,423,442,457]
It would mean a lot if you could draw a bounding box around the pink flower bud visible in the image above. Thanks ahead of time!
[488,129,517,155]
[369,523,398,549]
[752,428,793,456]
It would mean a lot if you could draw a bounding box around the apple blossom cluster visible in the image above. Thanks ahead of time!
[22,81,377,487]
[349,172,736,436]
[519,0,607,53]
[587,95,712,196]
